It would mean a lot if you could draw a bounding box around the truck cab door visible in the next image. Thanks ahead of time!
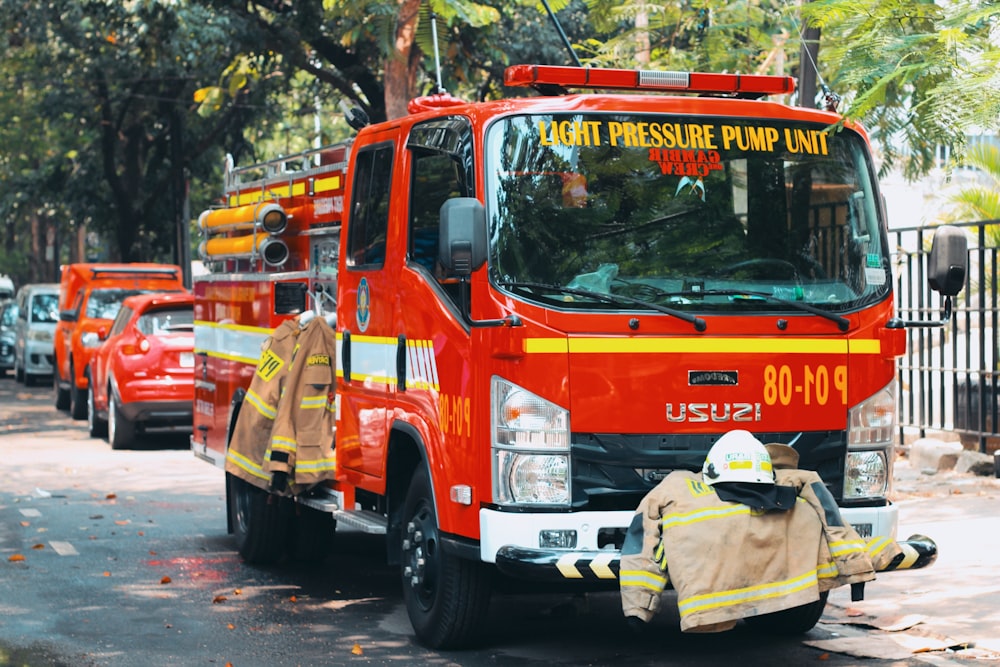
[337,130,401,478]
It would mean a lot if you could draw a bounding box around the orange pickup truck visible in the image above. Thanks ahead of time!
[54,263,186,419]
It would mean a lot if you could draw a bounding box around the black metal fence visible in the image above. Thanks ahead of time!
[893,219,1000,452]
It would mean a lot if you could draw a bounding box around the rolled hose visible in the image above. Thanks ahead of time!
[877,534,938,571]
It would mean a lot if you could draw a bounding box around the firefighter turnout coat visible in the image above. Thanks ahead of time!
[619,468,901,632]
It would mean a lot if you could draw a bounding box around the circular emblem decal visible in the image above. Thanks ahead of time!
[356,277,371,332]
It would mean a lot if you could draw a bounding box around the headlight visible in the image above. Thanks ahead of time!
[844,380,896,500]
[81,332,101,348]
[28,329,53,342]
[491,376,570,506]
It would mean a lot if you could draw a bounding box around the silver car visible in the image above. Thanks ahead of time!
[0,299,16,376]
[13,283,60,386]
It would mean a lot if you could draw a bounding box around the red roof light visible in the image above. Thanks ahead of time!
[504,65,795,99]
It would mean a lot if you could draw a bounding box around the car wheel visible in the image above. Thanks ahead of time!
[108,389,135,450]
[87,381,107,438]
[743,591,829,635]
[54,371,70,411]
[69,363,88,420]
[227,473,290,565]
[401,465,492,649]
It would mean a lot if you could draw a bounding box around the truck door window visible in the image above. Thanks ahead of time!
[346,143,394,269]
[406,117,474,277]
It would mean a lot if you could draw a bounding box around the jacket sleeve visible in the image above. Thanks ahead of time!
[619,483,671,622]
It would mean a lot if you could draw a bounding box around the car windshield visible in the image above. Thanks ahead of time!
[30,294,59,323]
[1,304,17,327]
[136,307,194,336]
[85,289,178,320]
[484,113,890,315]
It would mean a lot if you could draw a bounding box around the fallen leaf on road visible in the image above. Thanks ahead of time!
[114,520,130,526]
[351,643,363,656]
[19,521,30,527]
[227,624,235,630]
[106,493,117,500]
[234,588,242,595]
[103,571,111,577]
[213,595,228,604]
[845,607,865,617]
[31,543,44,550]
[137,531,144,536]
[8,554,25,562]
[160,576,172,584]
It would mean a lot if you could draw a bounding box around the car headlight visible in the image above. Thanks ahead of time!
[844,380,895,500]
[27,329,53,342]
[491,376,570,506]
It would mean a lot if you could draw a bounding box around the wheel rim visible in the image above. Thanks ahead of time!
[403,498,440,611]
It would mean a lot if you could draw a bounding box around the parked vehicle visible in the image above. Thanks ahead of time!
[0,300,17,377]
[13,283,59,386]
[191,64,968,647]
[0,274,14,301]
[54,263,186,420]
[87,292,195,449]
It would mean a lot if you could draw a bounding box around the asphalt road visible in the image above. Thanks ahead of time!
[2,377,999,667]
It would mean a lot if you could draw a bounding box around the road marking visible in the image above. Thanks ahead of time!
[49,541,78,556]
[19,509,41,517]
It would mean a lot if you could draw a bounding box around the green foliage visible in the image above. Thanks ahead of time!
[803,0,1000,179]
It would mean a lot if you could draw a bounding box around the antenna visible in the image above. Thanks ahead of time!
[540,0,582,68]
[430,10,445,93]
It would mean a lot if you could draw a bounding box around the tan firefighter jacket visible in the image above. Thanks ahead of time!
[266,315,337,494]
[225,317,300,487]
[620,468,901,632]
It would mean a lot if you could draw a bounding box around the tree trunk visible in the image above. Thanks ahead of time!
[385,0,423,120]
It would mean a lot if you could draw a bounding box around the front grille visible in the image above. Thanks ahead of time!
[570,430,847,511]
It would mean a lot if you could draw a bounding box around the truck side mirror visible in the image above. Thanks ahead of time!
[439,198,487,277]
[59,309,78,323]
[927,225,968,297]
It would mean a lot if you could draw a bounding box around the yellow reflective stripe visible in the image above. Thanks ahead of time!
[828,539,866,558]
[524,337,879,355]
[619,569,668,592]
[661,504,752,530]
[245,388,277,419]
[816,561,839,579]
[295,458,337,474]
[865,535,895,558]
[300,395,328,409]
[678,569,818,617]
[225,448,269,481]
[270,435,297,452]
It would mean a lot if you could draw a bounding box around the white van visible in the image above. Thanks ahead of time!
[13,283,60,386]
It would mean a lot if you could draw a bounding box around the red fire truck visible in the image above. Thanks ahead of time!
[192,64,968,648]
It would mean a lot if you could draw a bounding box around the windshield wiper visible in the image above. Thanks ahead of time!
[498,281,707,332]
[692,289,850,332]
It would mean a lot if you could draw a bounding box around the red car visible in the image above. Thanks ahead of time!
[87,292,195,449]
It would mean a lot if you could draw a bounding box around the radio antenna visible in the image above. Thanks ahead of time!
[540,0,582,67]
[429,10,445,93]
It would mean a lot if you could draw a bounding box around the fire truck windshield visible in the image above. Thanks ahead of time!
[484,113,890,315]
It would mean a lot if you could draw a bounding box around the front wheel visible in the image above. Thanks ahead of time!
[227,473,289,565]
[69,363,88,420]
[743,591,828,635]
[108,389,135,450]
[401,465,492,649]
[54,371,70,410]
[87,380,107,438]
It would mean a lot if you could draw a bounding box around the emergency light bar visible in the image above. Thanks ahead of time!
[504,64,795,98]
[198,201,287,235]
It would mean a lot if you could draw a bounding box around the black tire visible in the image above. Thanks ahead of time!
[289,505,337,565]
[108,389,135,450]
[401,465,492,649]
[54,370,70,410]
[69,363,87,420]
[744,591,829,635]
[87,380,107,438]
[24,371,36,387]
[227,472,289,565]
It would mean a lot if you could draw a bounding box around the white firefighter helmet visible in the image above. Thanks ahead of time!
[702,430,774,486]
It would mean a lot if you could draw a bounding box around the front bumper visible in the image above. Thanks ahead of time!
[481,505,935,584]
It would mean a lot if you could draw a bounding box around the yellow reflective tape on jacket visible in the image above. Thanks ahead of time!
[677,569,819,618]
[661,504,753,530]
[245,388,277,420]
[294,457,337,475]
[270,435,296,453]
[300,395,329,410]
[225,448,270,482]
[828,539,867,558]
[620,569,669,593]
